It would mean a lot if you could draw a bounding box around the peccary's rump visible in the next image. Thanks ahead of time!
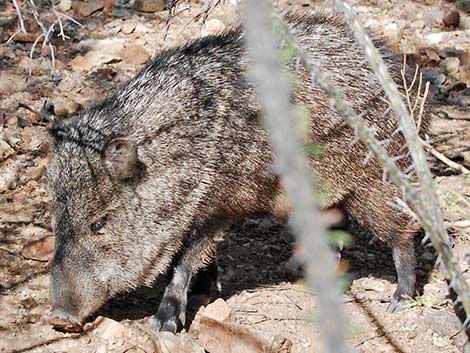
[48,11,425,331]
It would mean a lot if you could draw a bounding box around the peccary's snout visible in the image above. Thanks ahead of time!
[50,261,82,322]
[49,249,108,331]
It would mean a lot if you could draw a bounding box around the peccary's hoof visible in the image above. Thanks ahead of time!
[150,296,186,333]
[387,298,406,313]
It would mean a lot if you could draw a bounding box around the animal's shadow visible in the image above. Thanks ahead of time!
[97,216,436,325]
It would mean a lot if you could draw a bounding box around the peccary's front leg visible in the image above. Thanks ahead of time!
[150,227,219,333]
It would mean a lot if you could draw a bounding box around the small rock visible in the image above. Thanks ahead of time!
[58,0,72,12]
[443,9,460,27]
[441,57,460,76]
[21,235,55,262]
[409,19,425,30]
[202,19,226,36]
[68,56,94,71]
[424,48,441,62]
[28,160,47,180]
[20,296,38,309]
[0,210,34,223]
[12,32,43,43]
[121,44,150,65]
[198,316,292,353]
[121,21,136,34]
[0,139,14,161]
[134,0,165,12]
[135,23,150,34]
[201,298,233,322]
[456,0,470,13]
[85,50,121,66]
[0,46,15,59]
[460,64,470,85]
[72,0,104,17]
[439,47,466,59]
[93,316,126,340]
[0,166,17,192]
[423,11,444,28]
[66,101,83,114]
[79,38,125,66]
[103,0,115,14]
[435,73,447,85]
[433,336,451,347]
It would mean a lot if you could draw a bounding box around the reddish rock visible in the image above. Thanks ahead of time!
[122,44,150,65]
[68,56,94,71]
[72,0,104,17]
[200,298,233,322]
[443,9,460,27]
[21,235,55,262]
[134,0,165,12]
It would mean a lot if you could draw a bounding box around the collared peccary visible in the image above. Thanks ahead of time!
[48,11,427,333]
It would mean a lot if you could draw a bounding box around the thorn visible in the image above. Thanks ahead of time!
[362,151,374,166]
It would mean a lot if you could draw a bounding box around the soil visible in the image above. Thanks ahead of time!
[0,1,469,353]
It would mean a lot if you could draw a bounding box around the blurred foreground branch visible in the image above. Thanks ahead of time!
[242,2,351,353]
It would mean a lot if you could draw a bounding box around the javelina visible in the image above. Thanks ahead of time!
[48,11,426,333]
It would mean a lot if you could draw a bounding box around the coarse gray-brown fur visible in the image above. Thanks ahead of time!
[48,11,428,332]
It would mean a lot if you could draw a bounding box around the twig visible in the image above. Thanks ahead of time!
[428,147,470,175]
[12,0,27,34]
[17,102,53,122]
[447,220,470,229]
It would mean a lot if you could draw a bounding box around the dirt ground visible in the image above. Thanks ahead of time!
[1,0,470,352]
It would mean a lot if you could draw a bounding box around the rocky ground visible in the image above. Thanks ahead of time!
[0,0,469,352]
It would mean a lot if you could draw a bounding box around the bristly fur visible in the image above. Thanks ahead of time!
[48,10,428,328]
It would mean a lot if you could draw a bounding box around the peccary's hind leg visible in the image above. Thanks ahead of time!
[388,236,416,312]
[343,182,418,312]
[150,227,219,333]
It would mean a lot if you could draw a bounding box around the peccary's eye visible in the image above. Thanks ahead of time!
[90,215,107,233]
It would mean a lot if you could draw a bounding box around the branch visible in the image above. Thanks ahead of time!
[242,2,351,353]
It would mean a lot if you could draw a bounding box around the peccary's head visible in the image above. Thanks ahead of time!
[47,114,185,324]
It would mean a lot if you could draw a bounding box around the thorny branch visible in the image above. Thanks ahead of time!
[242,1,351,353]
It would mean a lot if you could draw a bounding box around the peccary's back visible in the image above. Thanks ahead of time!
[72,11,423,221]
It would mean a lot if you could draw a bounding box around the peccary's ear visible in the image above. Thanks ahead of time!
[102,138,139,182]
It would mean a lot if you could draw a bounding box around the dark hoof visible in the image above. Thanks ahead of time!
[150,296,186,333]
[387,298,406,313]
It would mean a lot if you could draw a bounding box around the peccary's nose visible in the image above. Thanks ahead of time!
[49,308,83,333]
[51,308,81,324]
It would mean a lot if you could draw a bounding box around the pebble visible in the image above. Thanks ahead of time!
[456,0,470,13]
[72,0,104,17]
[200,298,233,322]
[68,56,94,71]
[202,19,226,36]
[443,9,460,27]
[0,46,15,60]
[441,57,460,76]
[423,11,443,28]
[121,21,137,34]
[459,64,470,84]
[134,0,165,13]
[122,44,150,65]
[58,0,72,12]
